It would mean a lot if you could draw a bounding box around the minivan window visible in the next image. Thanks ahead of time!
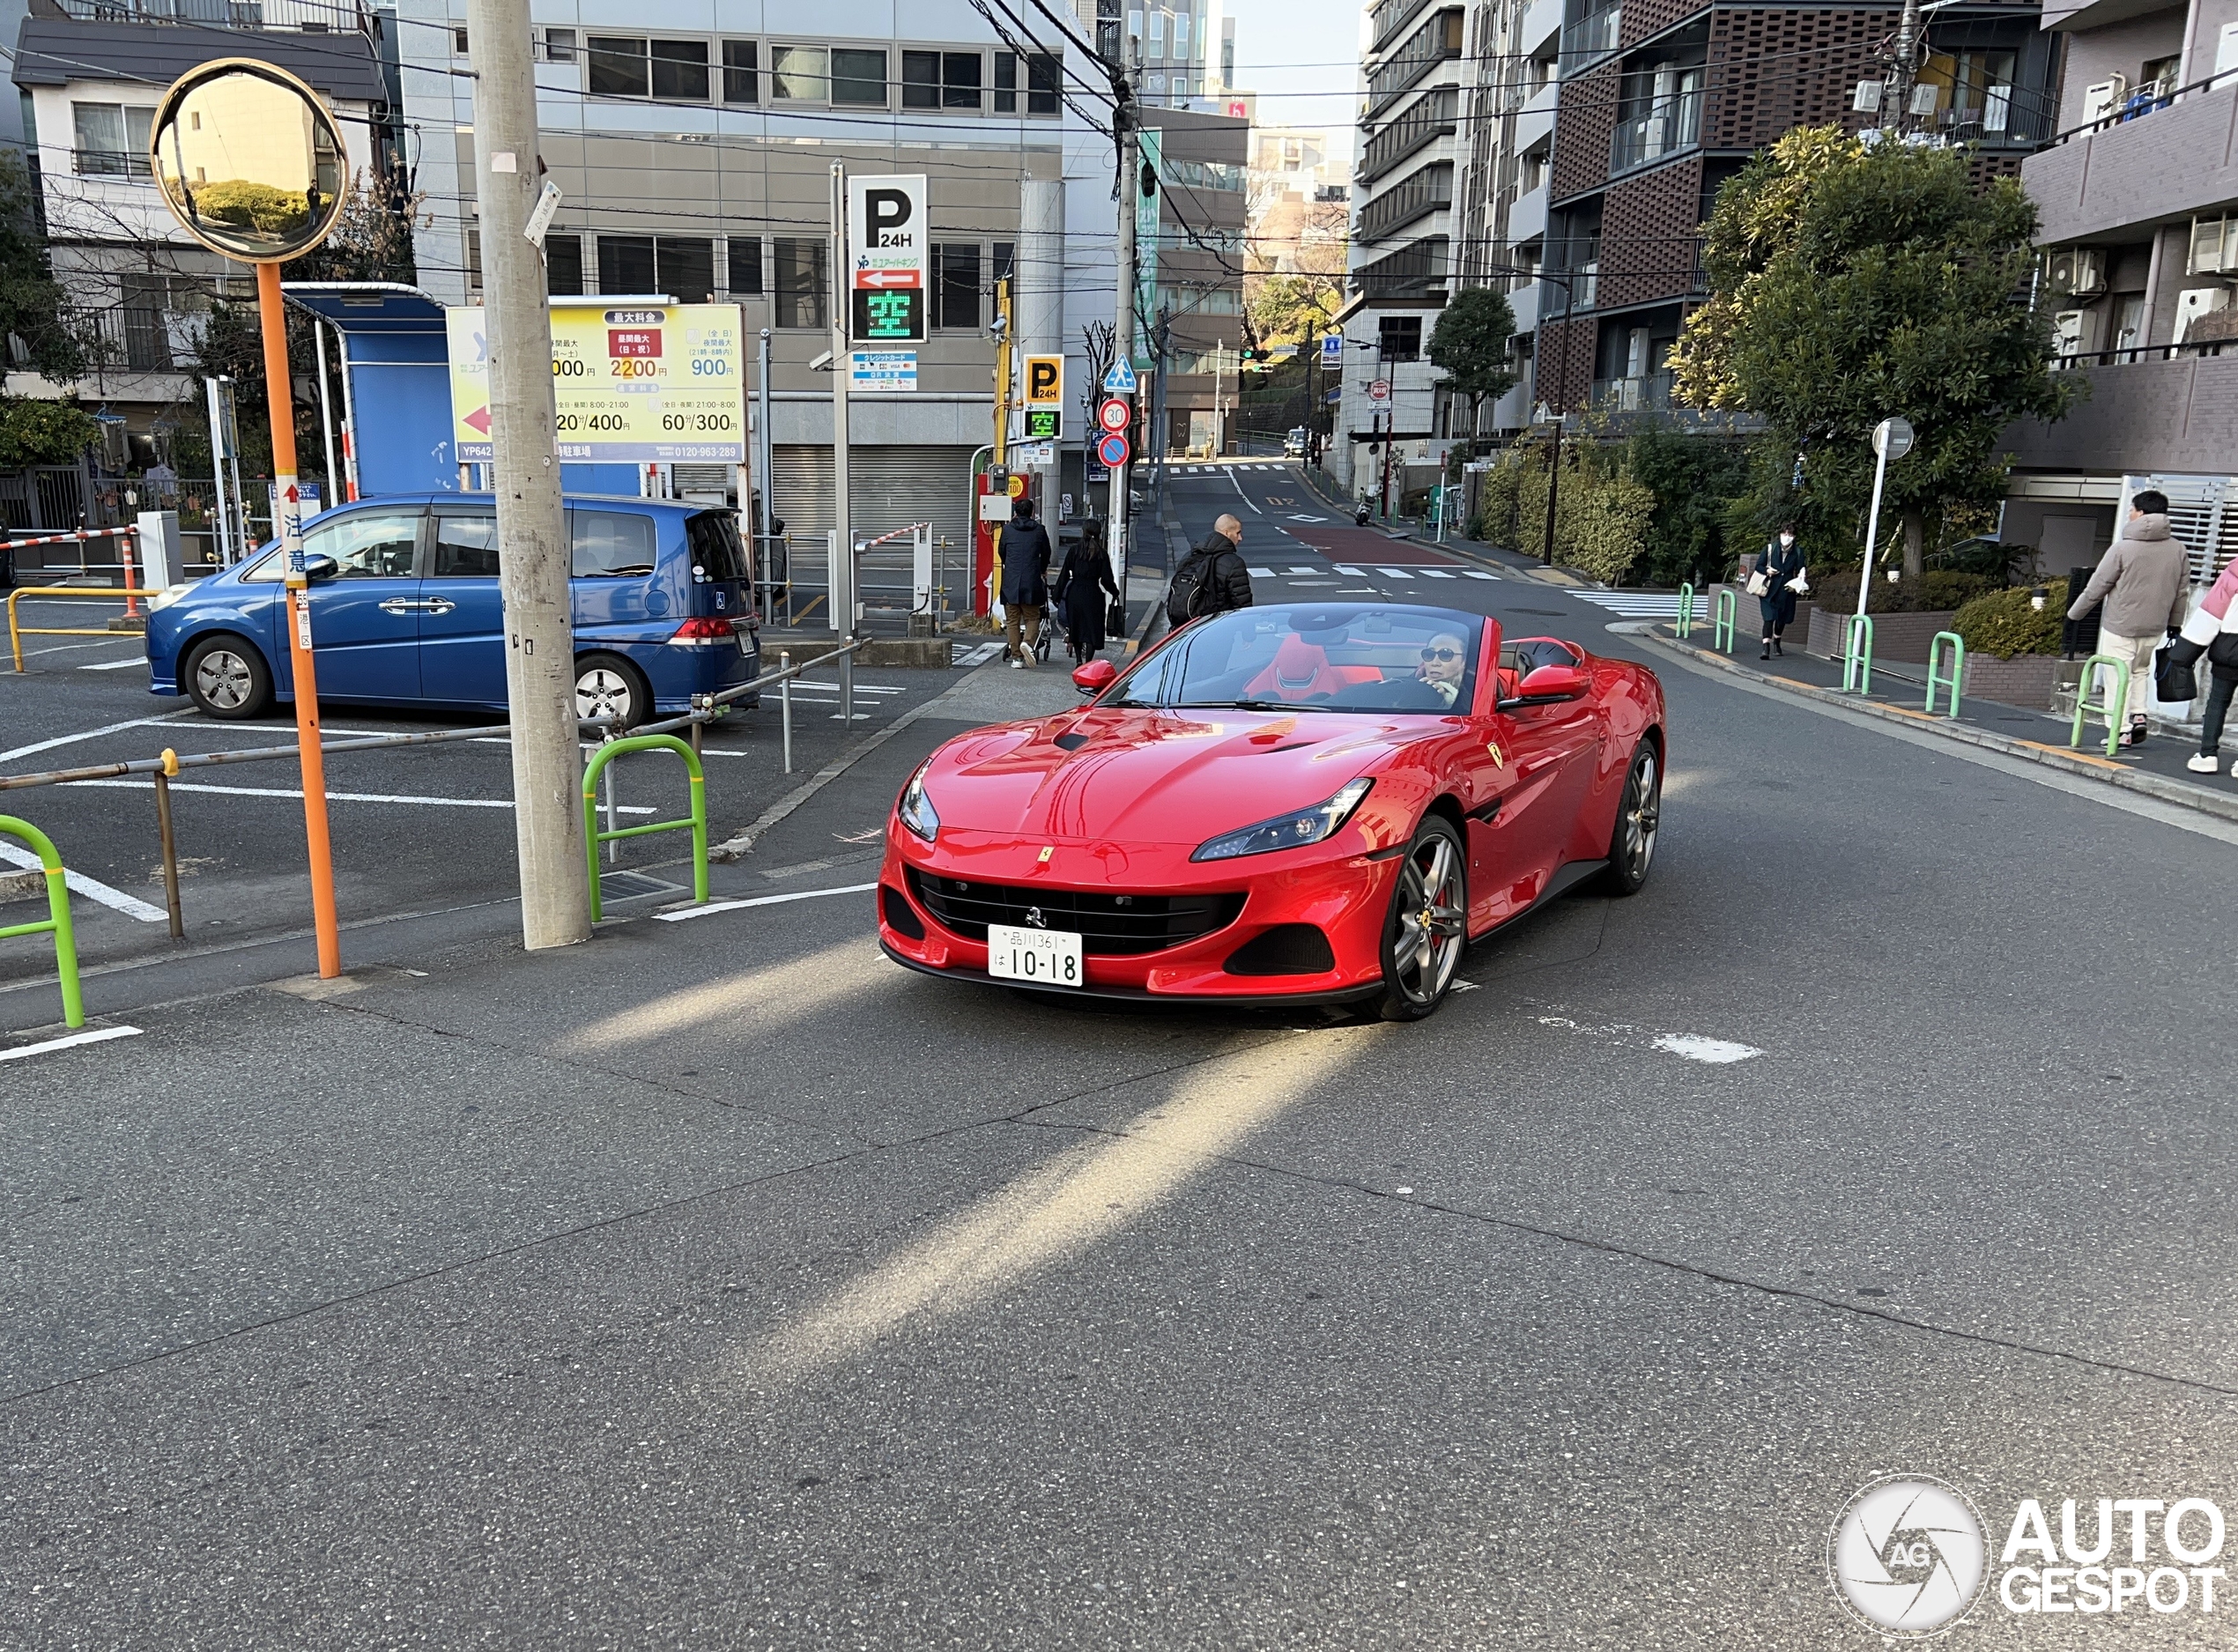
[572,510,657,577]
[685,511,750,582]
[305,511,423,579]
[434,515,500,577]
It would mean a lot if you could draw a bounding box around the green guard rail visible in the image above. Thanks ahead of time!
[582,735,709,922]
[1713,588,1737,653]
[1675,582,1695,637]
[1925,630,1964,717]
[0,815,85,1027]
[2071,652,2131,759]
[1842,612,1875,694]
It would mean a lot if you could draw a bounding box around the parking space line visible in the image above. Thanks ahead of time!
[0,711,194,768]
[655,880,878,922]
[0,841,168,922]
[78,656,148,671]
[63,779,656,813]
[0,1025,145,1063]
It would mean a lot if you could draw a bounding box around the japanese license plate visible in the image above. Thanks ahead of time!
[985,923,1084,988]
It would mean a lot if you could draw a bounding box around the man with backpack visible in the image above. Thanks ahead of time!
[1166,514,1253,629]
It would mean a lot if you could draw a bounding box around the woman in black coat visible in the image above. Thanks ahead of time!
[1754,522,1806,659]
[1052,519,1122,663]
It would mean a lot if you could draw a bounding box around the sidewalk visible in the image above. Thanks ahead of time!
[1642,625,2238,824]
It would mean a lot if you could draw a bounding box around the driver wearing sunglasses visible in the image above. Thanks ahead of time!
[1415,631,1469,707]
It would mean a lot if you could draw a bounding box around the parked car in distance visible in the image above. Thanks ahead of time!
[145,494,759,727]
[1284,427,1308,457]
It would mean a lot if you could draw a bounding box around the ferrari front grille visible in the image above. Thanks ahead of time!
[906,869,1245,957]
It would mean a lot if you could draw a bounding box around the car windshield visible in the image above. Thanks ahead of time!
[1110,604,1483,715]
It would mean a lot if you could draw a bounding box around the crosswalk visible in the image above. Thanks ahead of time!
[1566,590,1695,618]
[1247,562,1501,583]
[1173,463,1291,475]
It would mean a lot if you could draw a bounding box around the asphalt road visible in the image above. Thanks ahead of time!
[3,474,2234,1648]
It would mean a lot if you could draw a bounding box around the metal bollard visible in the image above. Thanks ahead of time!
[153,749,183,940]
[838,641,856,723]
[600,734,619,863]
[780,650,793,774]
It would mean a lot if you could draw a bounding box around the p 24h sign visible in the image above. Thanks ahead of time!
[849,174,928,344]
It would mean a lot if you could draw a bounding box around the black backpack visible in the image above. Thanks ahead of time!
[1167,551,1220,627]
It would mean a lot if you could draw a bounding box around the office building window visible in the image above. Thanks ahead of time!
[1175,11,1189,51]
[832,48,887,106]
[935,243,982,330]
[992,241,1016,284]
[993,52,1019,114]
[651,40,709,101]
[542,27,574,61]
[1148,10,1164,48]
[728,236,763,295]
[774,238,827,329]
[545,233,583,295]
[1379,315,1421,360]
[905,50,982,110]
[465,228,482,291]
[587,36,651,97]
[72,103,153,177]
[772,45,827,100]
[598,234,656,294]
[1027,53,1061,115]
[657,238,715,304]
[454,26,469,54]
[722,40,758,103]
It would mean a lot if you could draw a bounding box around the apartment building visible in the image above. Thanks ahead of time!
[1247,126,1348,275]
[1536,0,2057,419]
[9,3,391,437]
[1141,106,1251,456]
[2000,0,2238,582]
[1331,0,1470,494]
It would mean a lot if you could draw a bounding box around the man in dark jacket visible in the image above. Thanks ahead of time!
[998,494,1055,668]
[1166,514,1253,628]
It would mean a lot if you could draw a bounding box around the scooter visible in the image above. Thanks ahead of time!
[1353,500,1371,527]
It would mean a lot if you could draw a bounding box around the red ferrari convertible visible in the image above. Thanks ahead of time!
[877,602,1664,1019]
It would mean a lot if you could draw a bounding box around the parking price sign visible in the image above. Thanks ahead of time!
[447,304,746,463]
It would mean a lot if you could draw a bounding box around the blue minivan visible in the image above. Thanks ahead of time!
[146,494,759,727]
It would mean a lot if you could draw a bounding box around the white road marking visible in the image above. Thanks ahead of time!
[1289,514,1330,523]
[1332,565,1363,575]
[1652,1033,1764,1064]
[0,841,168,922]
[783,681,907,696]
[62,778,656,813]
[1422,569,1456,579]
[1463,569,1498,581]
[1377,567,1415,580]
[1226,470,1264,515]
[0,711,194,768]
[1248,567,1276,577]
[1285,565,1319,574]
[0,1025,145,1063]
[656,879,879,922]
[956,641,1004,665]
[77,656,148,671]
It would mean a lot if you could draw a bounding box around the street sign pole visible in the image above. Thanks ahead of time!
[1857,416,1915,619]
[467,0,592,950]
[1111,39,1138,575]
[255,259,341,978]
[830,160,851,640]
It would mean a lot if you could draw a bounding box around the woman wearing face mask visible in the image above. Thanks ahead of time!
[1753,522,1806,660]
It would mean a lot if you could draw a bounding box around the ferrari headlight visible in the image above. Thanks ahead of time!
[1191,777,1374,863]
[898,762,940,842]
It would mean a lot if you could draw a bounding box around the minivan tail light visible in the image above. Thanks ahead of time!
[669,616,736,647]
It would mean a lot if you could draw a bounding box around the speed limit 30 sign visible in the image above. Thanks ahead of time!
[1098,397,1130,433]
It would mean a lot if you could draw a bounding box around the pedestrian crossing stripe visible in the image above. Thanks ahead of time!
[1248,566,1275,576]
[1422,569,1454,578]
[1332,565,1362,575]
[1463,570,1497,580]
[1286,565,1316,574]
[1377,567,1413,579]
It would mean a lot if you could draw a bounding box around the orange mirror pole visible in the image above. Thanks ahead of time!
[256,258,341,977]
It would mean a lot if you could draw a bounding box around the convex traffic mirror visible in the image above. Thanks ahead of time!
[152,58,346,262]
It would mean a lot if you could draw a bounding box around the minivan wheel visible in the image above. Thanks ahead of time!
[182,633,273,720]
[575,652,651,730]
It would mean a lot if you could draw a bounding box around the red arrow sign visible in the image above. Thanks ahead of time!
[463,404,493,435]
[854,267,922,289]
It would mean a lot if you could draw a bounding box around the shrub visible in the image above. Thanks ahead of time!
[1953,578,2068,659]
[0,398,97,467]
[1567,470,1656,584]
[1808,568,1998,614]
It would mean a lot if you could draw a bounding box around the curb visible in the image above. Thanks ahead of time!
[1637,628,2238,826]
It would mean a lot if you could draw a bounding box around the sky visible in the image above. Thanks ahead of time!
[1219,0,1365,164]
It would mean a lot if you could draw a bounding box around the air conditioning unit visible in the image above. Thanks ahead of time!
[2047,247,2106,294]
[2174,286,2232,343]
[2190,215,2238,275]
[2082,74,2129,126]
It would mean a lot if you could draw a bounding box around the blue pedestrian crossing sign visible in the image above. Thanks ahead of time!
[1102,360,1138,393]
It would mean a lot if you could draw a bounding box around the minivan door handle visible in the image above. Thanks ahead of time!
[420,598,456,616]
[377,598,422,615]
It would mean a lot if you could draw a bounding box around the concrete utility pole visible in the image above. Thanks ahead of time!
[991,272,1013,603]
[464,0,591,950]
[1888,0,1923,132]
[1111,38,1138,564]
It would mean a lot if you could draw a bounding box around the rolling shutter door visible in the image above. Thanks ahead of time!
[769,445,974,556]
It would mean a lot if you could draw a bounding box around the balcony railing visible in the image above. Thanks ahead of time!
[1592,370,1674,412]
[2050,339,2238,370]
[1357,234,1449,300]
[1367,9,1462,117]
[1541,260,1598,315]
[1610,91,1702,174]
[1369,0,1434,56]
[1358,162,1452,242]
[54,0,370,27]
[1359,86,1457,184]
[1558,4,1620,76]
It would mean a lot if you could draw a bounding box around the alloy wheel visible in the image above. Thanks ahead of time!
[1621,752,1659,879]
[1391,833,1466,1005]
[576,666,636,725]
[195,648,254,711]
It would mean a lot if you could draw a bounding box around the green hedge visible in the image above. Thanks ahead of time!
[1806,569,1998,614]
[1953,578,2068,659]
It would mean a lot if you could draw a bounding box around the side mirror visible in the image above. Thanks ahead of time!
[1502,663,1588,707]
[1071,658,1118,697]
[302,552,340,582]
